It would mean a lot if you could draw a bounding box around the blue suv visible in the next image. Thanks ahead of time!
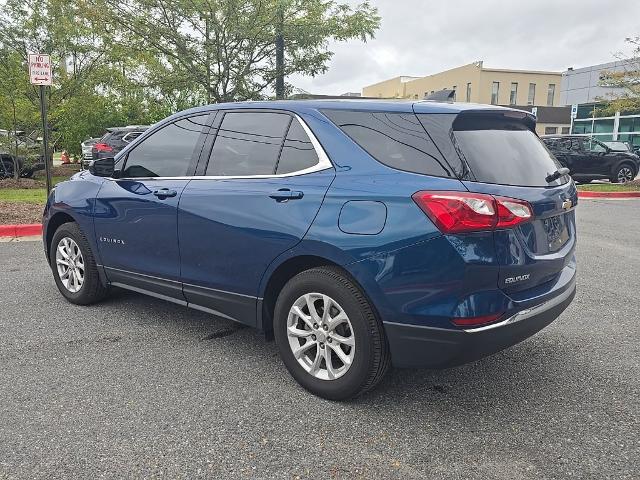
[43,100,577,400]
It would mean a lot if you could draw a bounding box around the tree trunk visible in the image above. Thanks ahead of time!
[275,5,285,100]
[11,99,19,181]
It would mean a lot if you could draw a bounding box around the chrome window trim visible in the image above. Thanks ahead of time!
[112,113,333,181]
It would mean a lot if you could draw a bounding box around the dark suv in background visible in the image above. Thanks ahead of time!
[84,126,148,167]
[542,135,640,183]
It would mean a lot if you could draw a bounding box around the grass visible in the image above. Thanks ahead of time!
[0,188,48,203]
[576,182,640,192]
[0,176,71,203]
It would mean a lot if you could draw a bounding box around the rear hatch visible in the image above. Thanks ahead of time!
[421,108,577,296]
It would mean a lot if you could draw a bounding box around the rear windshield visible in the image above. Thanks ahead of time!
[452,114,567,187]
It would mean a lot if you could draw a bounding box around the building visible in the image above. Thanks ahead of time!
[560,59,636,105]
[362,61,562,107]
[570,103,640,149]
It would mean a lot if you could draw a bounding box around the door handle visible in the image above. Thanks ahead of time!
[153,188,178,198]
[269,189,304,202]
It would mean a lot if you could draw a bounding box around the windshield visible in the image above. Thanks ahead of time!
[453,120,567,187]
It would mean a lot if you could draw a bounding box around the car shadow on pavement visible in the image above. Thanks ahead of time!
[98,289,582,413]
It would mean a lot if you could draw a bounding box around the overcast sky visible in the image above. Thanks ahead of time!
[289,0,640,95]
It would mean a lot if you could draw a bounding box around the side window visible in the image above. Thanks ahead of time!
[122,115,208,178]
[275,118,319,174]
[322,110,453,177]
[571,138,584,152]
[206,112,291,176]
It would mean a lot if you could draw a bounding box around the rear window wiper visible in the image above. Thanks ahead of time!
[546,167,570,183]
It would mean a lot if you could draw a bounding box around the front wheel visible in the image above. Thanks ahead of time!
[50,222,108,305]
[274,267,390,400]
[611,164,636,183]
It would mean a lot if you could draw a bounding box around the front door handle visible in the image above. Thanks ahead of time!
[269,189,304,202]
[153,188,178,198]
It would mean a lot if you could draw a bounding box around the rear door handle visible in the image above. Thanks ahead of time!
[269,189,304,202]
[153,188,178,198]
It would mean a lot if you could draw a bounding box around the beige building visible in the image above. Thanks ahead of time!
[363,61,562,107]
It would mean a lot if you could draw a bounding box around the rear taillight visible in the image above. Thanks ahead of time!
[412,191,533,234]
[94,143,113,153]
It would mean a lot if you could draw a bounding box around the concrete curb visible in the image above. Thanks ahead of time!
[578,191,640,199]
[0,224,42,238]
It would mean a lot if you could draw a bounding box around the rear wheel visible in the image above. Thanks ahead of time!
[50,222,108,305]
[611,163,636,183]
[274,266,390,400]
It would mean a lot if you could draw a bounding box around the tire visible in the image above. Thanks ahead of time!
[610,163,636,184]
[50,222,108,305]
[274,266,390,400]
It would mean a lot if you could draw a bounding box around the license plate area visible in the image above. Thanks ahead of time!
[543,213,569,251]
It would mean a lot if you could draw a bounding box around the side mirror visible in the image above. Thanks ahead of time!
[88,157,115,177]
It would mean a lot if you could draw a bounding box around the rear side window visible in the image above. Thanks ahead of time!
[276,118,319,174]
[450,113,567,187]
[122,115,208,178]
[206,112,291,176]
[322,110,454,177]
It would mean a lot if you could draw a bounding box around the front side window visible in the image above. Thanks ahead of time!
[322,109,453,177]
[206,112,291,176]
[491,82,500,104]
[528,83,536,105]
[509,83,518,105]
[122,115,208,178]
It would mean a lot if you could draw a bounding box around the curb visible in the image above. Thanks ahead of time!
[578,191,640,199]
[0,224,42,238]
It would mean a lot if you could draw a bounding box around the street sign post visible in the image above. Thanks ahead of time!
[28,54,53,194]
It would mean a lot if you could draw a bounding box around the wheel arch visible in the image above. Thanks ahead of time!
[45,211,76,262]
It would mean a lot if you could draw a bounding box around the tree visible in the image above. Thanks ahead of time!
[597,36,640,116]
[95,0,381,102]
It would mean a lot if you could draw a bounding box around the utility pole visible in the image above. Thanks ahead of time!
[39,85,52,194]
[275,4,285,99]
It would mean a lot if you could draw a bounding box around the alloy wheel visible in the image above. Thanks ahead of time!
[286,293,355,380]
[55,237,85,293]
[618,166,634,183]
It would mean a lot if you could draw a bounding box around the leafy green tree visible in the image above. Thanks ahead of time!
[598,36,640,116]
[96,0,380,102]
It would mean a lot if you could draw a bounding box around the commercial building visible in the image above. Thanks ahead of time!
[571,103,640,149]
[560,59,635,105]
[363,61,563,107]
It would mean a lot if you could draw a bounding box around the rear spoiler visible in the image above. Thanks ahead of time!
[452,109,537,132]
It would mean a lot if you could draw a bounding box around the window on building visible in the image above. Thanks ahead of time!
[452,86,457,101]
[491,82,499,104]
[424,92,429,99]
[544,126,558,135]
[466,83,471,102]
[561,127,570,134]
[509,83,518,105]
[547,84,556,106]
[122,115,208,178]
[206,112,291,176]
[528,83,536,105]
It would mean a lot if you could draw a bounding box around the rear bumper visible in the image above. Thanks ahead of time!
[383,277,576,368]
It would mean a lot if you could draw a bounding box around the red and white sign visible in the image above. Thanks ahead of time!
[28,54,52,86]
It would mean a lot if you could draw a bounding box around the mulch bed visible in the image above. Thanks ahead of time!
[0,178,45,189]
[0,201,43,224]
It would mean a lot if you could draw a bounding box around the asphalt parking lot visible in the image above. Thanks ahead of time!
[1,199,639,479]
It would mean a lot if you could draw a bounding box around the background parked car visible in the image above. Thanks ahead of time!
[81,138,100,163]
[542,135,640,183]
[0,152,44,179]
[84,126,148,168]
